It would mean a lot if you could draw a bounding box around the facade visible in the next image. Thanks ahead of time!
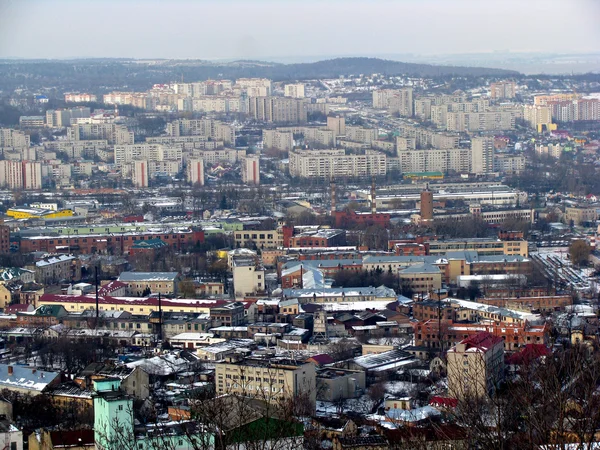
[210,302,245,326]
[117,272,180,296]
[31,255,79,285]
[241,155,260,185]
[565,206,598,226]
[471,137,494,175]
[373,89,413,116]
[186,158,205,186]
[248,97,307,124]
[215,358,316,410]
[523,105,555,132]
[262,129,293,152]
[447,332,505,399]
[490,81,516,100]
[132,160,149,188]
[289,149,387,179]
[232,259,265,298]
[284,84,305,98]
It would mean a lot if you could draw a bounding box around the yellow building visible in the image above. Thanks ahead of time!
[6,208,74,220]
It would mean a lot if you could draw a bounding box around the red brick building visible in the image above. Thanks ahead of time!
[413,319,549,352]
[333,210,390,229]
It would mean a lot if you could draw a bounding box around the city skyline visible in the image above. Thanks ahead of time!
[1,0,599,60]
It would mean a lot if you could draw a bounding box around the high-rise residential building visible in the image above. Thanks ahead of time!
[22,161,42,190]
[372,89,413,117]
[114,144,182,168]
[166,119,235,144]
[326,115,346,138]
[447,332,504,400]
[284,83,305,98]
[0,219,10,254]
[186,159,205,186]
[345,126,378,144]
[534,93,580,106]
[64,93,97,103]
[262,129,293,152]
[241,155,260,185]
[68,123,134,145]
[248,97,307,124]
[132,160,149,188]
[289,149,387,179]
[471,137,495,175]
[396,148,471,174]
[235,78,272,96]
[0,128,30,149]
[0,160,23,189]
[490,81,516,99]
[414,98,432,120]
[523,105,555,132]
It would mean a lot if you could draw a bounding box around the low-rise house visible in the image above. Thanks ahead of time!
[168,332,226,349]
[210,301,245,326]
[337,349,418,379]
[79,363,150,399]
[196,339,255,361]
[0,364,61,396]
[16,305,68,327]
[29,429,95,450]
[118,271,181,296]
[316,368,366,401]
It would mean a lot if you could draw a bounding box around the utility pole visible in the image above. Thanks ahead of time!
[437,288,442,354]
[95,266,99,329]
[158,292,163,344]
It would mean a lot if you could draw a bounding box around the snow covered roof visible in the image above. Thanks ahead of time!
[0,364,60,392]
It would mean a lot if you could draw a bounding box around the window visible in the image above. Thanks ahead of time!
[118,404,124,411]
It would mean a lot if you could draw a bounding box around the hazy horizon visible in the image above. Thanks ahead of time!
[1,0,599,60]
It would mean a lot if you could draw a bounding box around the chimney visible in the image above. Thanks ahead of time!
[371,177,377,214]
[330,180,336,215]
[7,366,13,376]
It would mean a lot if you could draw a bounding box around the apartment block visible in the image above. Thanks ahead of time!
[490,81,516,100]
[471,137,495,174]
[372,89,413,117]
[232,258,265,298]
[447,332,504,399]
[241,155,260,185]
[248,97,307,124]
[289,149,387,179]
[186,158,205,186]
[215,358,316,410]
[68,123,134,145]
[284,83,305,98]
[263,129,293,152]
[0,128,30,149]
[130,160,147,188]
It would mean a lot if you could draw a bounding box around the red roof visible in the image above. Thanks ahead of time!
[306,354,335,366]
[455,331,503,352]
[98,280,128,296]
[505,344,551,365]
[429,396,458,408]
[4,304,33,313]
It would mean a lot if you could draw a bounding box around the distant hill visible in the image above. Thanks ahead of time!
[0,57,519,93]
[255,57,520,78]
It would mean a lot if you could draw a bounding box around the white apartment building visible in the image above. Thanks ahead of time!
[68,123,134,145]
[396,148,471,174]
[523,105,554,131]
[233,258,265,298]
[186,159,205,186]
[241,155,260,185]
[0,160,23,189]
[289,149,387,179]
[284,83,305,98]
[0,128,30,149]
[471,137,495,175]
[345,126,378,144]
[166,119,235,144]
[263,129,293,152]
[132,160,149,188]
[235,78,272,96]
[535,143,563,159]
[372,89,413,117]
[114,144,182,168]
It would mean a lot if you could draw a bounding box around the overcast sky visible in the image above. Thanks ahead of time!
[0,0,599,60]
